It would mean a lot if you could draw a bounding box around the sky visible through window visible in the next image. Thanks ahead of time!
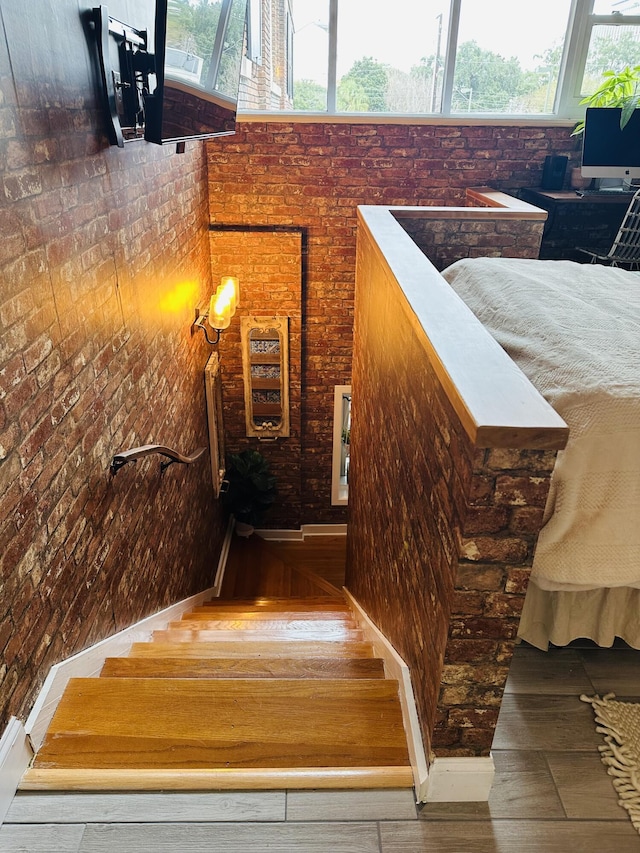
[291,0,573,113]
[293,0,574,78]
[253,0,640,115]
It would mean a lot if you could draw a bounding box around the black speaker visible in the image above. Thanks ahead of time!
[540,155,568,190]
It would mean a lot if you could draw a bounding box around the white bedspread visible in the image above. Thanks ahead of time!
[441,257,640,590]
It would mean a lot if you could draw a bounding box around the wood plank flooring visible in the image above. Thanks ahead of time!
[218,536,346,599]
[20,534,412,792]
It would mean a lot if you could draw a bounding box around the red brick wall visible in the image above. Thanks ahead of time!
[210,228,303,528]
[0,1,225,733]
[207,120,576,522]
[346,218,557,759]
[398,214,546,272]
[436,447,556,755]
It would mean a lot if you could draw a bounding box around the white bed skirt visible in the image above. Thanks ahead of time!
[518,580,640,650]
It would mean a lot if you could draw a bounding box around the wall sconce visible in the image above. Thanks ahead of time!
[191,276,240,345]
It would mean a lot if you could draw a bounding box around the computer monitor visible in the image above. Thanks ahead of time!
[581,107,640,181]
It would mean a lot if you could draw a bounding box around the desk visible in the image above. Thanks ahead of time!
[518,188,634,261]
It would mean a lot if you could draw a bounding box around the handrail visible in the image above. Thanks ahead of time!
[110,444,207,475]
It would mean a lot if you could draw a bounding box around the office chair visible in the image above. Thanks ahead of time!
[577,187,640,270]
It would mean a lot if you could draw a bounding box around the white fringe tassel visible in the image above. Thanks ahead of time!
[581,692,640,835]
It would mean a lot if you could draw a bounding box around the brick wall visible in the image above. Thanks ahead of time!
[345,212,558,759]
[207,120,577,523]
[436,447,556,755]
[210,228,303,528]
[0,0,582,737]
[0,0,225,733]
[398,214,546,272]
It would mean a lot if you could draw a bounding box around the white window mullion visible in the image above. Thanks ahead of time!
[440,0,460,115]
[555,0,594,119]
[327,0,338,113]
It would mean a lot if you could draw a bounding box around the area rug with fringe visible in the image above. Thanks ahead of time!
[581,693,640,835]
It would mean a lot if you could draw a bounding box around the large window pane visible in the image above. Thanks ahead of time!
[335,1,451,114]
[453,0,572,113]
[592,1,640,13]
[291,0,330,110]
[581,23,640,96]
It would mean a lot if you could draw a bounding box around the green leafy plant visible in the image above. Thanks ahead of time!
[572,65,640,136]
[221,450,277,527]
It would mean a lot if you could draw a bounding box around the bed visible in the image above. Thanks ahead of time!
[441,256,640,650]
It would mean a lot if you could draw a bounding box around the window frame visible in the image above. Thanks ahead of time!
[238,0,640,123]
[246,0,263,65]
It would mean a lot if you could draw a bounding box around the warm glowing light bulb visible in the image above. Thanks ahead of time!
[220,276,240,312]
[208,287,231,330]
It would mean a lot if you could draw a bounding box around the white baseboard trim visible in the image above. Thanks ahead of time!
[25,521,235,751]
[343,591,495,804]
[425,756,495,802]
[0,718,32,826]
[256,523,347,541]
[343,589,429,803]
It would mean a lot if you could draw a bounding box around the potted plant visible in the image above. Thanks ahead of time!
[221,449,277,536]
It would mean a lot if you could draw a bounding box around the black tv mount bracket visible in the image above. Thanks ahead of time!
[91,5,156,147]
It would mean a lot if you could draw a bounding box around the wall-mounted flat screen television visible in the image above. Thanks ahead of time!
[145,0,247,144]
[92,0,247,147]
[581,107,640,181]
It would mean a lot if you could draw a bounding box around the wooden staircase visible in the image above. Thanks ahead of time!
[20,537,413,793]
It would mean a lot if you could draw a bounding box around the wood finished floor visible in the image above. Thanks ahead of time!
[5,538,640,850]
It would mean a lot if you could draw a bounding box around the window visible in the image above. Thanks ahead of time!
[331,386,351,506]
[581,2,640,96]
[238,0,640,121]
[448,1,571,114]
[246,0,263,64]
[286,7,295,100]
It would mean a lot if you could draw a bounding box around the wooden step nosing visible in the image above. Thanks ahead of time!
[201,598,347,607]
[20,766,415,792]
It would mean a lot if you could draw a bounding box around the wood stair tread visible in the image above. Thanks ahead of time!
[187,608,352,620]
[201,597,348,610]
[166,619,361,638]
[23,541,415,795]
[129,640,376,659]
[153,627,365,643]
[100,656,386,679]
[31,678,410,771]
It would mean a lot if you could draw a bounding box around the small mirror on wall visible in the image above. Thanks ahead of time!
[204,352,226,496]
[331,385,351,505]
[241,316,290,440]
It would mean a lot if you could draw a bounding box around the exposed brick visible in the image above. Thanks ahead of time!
[3,45,578,753]
[455,563,505,592]
[459,536,529,564]
[463,505,510,534]
[510,506,546,534]
[0,76,227,733]
[495,474,551,507]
